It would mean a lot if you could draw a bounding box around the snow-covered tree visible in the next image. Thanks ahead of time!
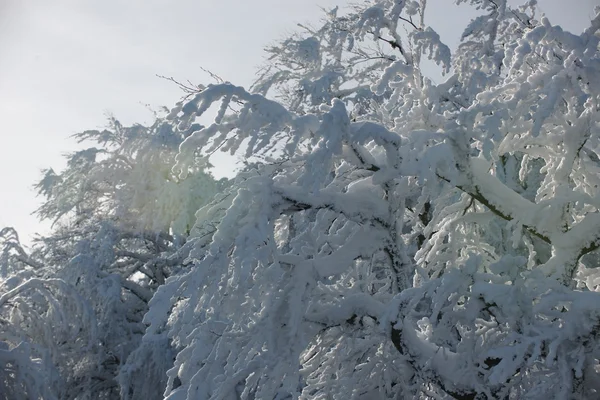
[2,0,600,399]
[143,1,600,399]
[1,115,224,399]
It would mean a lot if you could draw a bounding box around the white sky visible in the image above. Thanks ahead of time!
[0,0,596,244]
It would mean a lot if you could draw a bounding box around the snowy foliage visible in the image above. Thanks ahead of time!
[1,116,224,399]
[2,0,600,399]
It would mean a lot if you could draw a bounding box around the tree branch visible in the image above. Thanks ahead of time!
[435,167,551,245]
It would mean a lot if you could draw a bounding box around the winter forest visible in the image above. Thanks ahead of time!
[2,0,600,399]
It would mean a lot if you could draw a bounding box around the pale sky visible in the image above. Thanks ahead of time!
[0,0,596,244]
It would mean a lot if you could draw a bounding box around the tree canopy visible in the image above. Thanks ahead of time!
[2,0,600,399]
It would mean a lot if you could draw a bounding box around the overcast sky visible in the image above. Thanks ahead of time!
[0,0,596,244]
